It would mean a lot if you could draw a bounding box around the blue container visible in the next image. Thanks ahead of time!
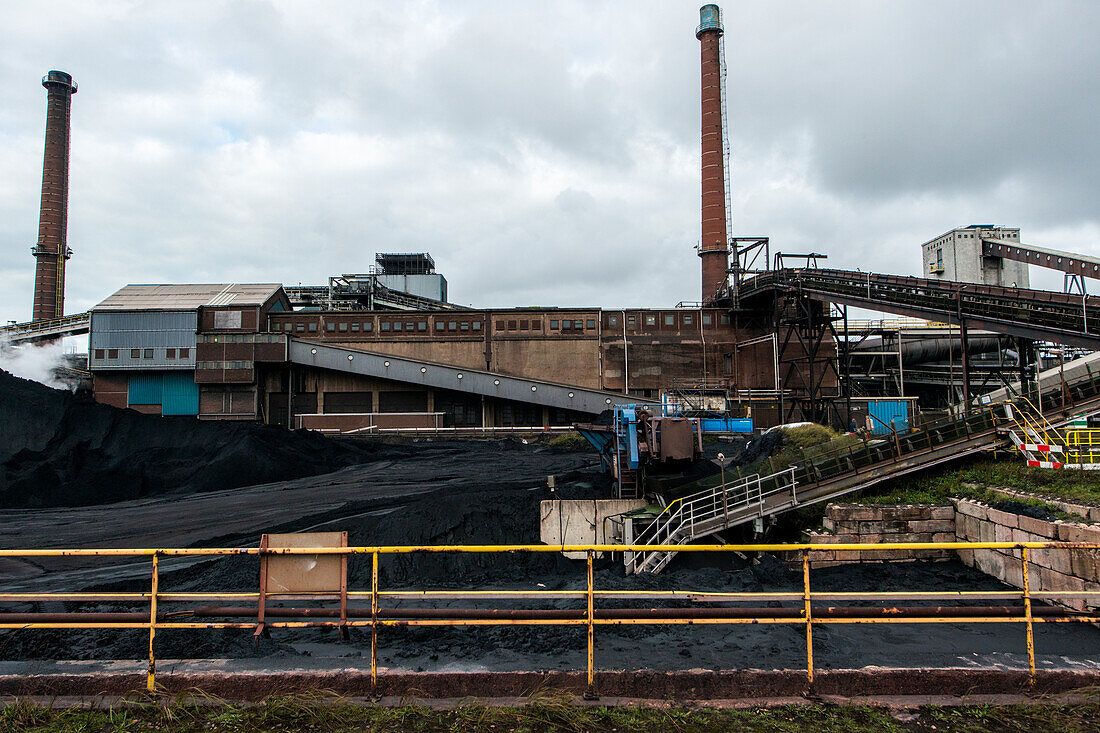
[868,399,909,435]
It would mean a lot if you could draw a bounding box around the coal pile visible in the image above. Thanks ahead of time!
[0,372,388,508]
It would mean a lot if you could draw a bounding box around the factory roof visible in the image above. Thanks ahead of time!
[93,283,285,311]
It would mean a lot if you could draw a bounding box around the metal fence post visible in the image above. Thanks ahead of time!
[586,549,595,688]
[1022,547,1036,685]
[371,550,379,687]
[147,552,159,693]
[802,550,814,685]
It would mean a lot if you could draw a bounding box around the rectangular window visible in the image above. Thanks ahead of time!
[143,349,154,359]
[449,321,458,331]
[608,315,618,326]
[460,322,470,331]
[338,322,348,332]
[325,322,335,332]
[530,321,540,331]
[351,323,360,332]
[381,322,391,331]
[406,322,416,331]
[664,314,674,326]
[130,349,141,359]
[496,320,505,330]
[417,321,427,331]
[166,348,176,359]
[507,320,517,330]
[308,323,318,332]
[179,348,189,359]
[472,321,482,331]
[295,323,305,332]
[575,320,584,329]
[586,319,596,330]
[627,315,636,326]
[436,321,445,331]
[519,320,528,330]
[645,315,656,326]
[107,349,119,359]
[550,320,559,330]
[94,349,105,359]
[683,314,693,325]
[702,314,712,325]
[363,322,372,332]
[720,314,730,324]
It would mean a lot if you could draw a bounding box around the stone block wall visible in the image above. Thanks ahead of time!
[802,504,956,567]
[953,498,1100,611]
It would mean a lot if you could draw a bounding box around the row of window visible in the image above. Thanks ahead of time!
[196,361,252,370]
[268,312,730,336]
[271,320,485,334]
[93,347,191,360]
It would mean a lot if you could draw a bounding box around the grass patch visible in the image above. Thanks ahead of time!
[547,432,589,451]
[3,696,1100,732]
[859,456,1100,511]
[746,424,862,477]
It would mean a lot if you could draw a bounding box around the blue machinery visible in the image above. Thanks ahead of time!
[576,404,754,499]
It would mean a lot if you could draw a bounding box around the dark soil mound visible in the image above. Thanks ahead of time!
[991,500,1057,521]
[0,372,388,508]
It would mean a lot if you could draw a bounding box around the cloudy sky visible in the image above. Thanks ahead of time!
[1,0,1098,326]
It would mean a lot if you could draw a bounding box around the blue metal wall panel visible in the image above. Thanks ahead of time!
[160,372,200,416]
[128,373,162,405]
[868,400,909,434]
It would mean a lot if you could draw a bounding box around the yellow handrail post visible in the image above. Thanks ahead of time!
[147,552,159,693]
[1022,547,1036,686]
[802,550,814,685]
[587,549,595,689]
[371,550,379,688]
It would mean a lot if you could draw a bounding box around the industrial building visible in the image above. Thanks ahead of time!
[922,225,1029,287]
[11,5,1100,439]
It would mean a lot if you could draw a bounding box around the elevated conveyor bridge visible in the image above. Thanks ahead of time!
[736,268,1100,349]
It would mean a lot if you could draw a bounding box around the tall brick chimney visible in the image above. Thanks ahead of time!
[697,5,729,302]
[31,70,77,322]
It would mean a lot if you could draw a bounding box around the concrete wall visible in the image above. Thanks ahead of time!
[804,504,955,566]
[808,499,1099,612]
[953,498,1099,612]
[540,499,648,559]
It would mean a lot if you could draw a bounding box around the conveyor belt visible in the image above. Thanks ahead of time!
[738,268,1100,348]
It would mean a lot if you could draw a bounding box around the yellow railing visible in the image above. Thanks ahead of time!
[1,542,1098,692]
[1064,429,1100,466]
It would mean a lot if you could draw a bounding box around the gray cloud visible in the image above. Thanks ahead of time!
[1,0,1098,327]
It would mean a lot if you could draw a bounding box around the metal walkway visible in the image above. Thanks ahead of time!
[288,339,655,414]
[626,352,1100,573]
[738,268,1100,348]
[0,311,90,343]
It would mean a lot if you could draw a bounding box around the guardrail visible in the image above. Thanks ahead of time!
[2,541,1098,693]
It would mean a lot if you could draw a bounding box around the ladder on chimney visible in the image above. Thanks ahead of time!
[718,21,733,257]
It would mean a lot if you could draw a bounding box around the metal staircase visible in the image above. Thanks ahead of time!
[629,467,797,574]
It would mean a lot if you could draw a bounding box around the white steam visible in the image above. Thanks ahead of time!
[0,337,77,390]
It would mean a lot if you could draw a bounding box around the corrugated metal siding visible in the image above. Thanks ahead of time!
[128,373,162,405]
[161,372,200,415]
[868,399,909,434]
[125,372,199,415]
[89,310,198,370]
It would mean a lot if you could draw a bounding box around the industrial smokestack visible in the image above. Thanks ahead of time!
[31,70,77,322]
[697,5,729,302]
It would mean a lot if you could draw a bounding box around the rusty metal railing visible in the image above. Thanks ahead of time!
[1,541,1098,693]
